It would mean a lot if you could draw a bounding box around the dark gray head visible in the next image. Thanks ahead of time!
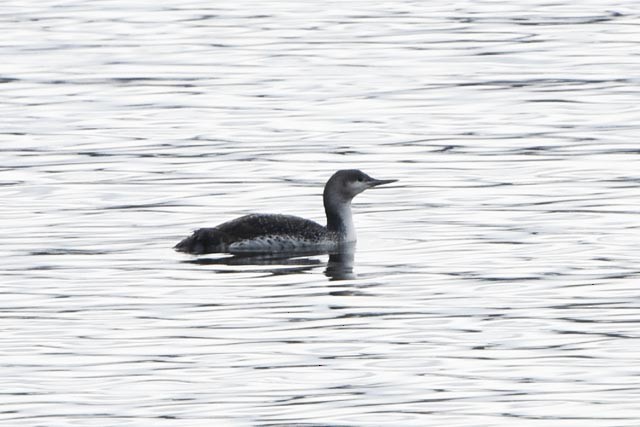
[323,169,397,204]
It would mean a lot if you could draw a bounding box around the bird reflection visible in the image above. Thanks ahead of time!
[325,250,355,280]
[183,244,356,280]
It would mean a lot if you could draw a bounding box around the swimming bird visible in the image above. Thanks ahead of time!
[174,169,396,254]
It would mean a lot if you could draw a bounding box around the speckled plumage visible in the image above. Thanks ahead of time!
[175,214,336,254]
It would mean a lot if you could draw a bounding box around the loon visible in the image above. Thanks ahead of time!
[174,169,396,254]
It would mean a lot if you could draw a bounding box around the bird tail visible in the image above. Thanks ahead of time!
[174,228,224,254]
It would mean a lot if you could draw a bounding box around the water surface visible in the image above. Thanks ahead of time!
[2,1,640,426]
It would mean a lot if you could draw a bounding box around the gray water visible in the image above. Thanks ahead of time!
[2,1,640,426]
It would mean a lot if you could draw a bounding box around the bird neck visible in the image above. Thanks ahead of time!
[324,195,356,242]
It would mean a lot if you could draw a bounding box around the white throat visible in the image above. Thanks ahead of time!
[324,197,357,242]
[336,202,356,242]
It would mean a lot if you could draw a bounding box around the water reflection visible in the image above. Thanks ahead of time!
[182,243,357,280]
[325,250,356,281]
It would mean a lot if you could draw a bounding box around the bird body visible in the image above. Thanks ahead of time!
[175,214,335,254]
[175,170,396,255]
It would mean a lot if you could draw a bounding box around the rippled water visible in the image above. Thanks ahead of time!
[2,1,640,425]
